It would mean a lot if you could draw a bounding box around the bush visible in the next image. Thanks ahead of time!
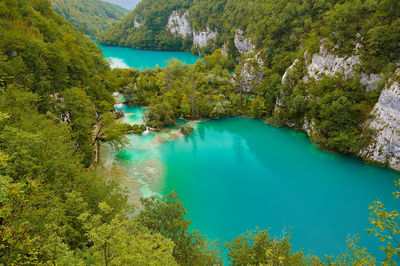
[145,103,175,129]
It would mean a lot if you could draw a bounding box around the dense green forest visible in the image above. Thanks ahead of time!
[98,0,400,70]
[52,0,128,39]
[0,0,399,265]
[100,0,400,158]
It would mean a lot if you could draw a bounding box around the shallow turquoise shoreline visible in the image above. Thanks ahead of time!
[107,104,398,261]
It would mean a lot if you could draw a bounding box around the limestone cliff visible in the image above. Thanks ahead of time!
[134,16,143,28]
[361,70,400,170]
[166,10,192,38]
[276,39,399,170]
[193,27,218,47]
[166,10,217,48]
[232,53,264,93]
[302,40,382,91]
[234,29,254,55]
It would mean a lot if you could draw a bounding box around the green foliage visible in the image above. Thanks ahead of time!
[1,0,400,265]
[145,102,175,129]
[227,230,306,265]
[325,236,376,266]
[138,192,222,265]
[80,203,177,265]
[367,179,400,264]
[97,0,194,50]
[120,123,147,135]
[306,76,373,154]
[52,0,129,39]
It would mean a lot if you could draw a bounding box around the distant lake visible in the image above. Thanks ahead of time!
[95,42,202,69]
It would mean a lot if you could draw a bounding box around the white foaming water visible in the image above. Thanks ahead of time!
[143,127,151,135]
[114,103,124,109]
[108,57,130,69]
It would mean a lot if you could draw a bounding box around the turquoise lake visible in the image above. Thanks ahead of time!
[96,43,202,69]
[106,105,399,260]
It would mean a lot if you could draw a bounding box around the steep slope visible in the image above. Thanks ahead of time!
[98,0,400,170]
[52,0,129,39]
[0,0,119,165]
[361,70,400,170]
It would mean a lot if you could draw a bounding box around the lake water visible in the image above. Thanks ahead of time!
[96,43,202,69]
[106,105,398,261]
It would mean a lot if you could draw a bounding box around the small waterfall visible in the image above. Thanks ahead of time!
[143,127,151,135]
[114,103,124,109]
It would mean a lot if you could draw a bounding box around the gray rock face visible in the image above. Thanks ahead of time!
[193,27,217,47]
[302,40,382,91]
[232,53,264,92]
[134,16,143,28]
[360,73,384,92]
[166,10,192,38]
[221,43,228,56]
[234,29,254,55]
[282,59,299,85]
[361,70,400,170]
[166,10,217,47]
[304,42,361,82]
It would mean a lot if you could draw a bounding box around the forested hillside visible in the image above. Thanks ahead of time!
[0,0,224,264]
[52,0,128,38]
[99,0,400,170]
[0,0,399,264]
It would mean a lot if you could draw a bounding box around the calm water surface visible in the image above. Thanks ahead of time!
[108,106,398,260]
[96,42,201,69]
[103,38,399,259]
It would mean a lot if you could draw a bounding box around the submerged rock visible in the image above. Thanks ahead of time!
[180,125,194,136]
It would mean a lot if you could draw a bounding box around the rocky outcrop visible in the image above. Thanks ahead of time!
[361,70,400,170]
[134,16,143,28]
[232,53,264,92]
[221,43,228,56]
[303,40,382,91]
[304,41,361,82]
[166,10,192,38]
[360,73,383,92]
[234,29,254,55]
[193,27,217,47]
[282,59,300,85]
[166,10,217,47]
